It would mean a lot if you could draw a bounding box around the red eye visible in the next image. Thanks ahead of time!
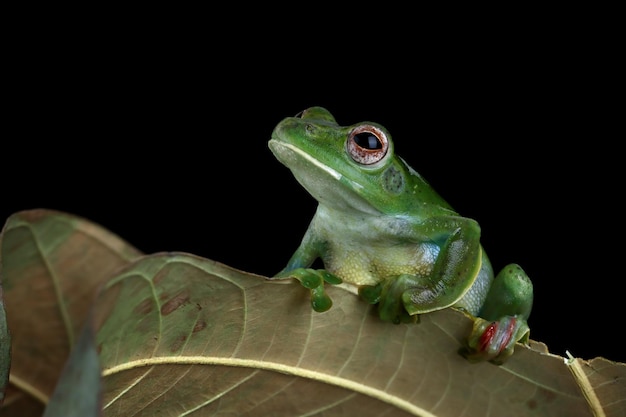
[347,125,389,165]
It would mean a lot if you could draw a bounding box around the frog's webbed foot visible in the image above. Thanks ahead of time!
[273,268,342,312]
[460,315,530,365]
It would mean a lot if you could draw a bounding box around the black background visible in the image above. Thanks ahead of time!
[3,29,623,364]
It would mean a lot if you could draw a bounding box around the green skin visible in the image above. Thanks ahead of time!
[268,107,533,364]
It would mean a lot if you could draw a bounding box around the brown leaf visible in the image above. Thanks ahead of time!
[1,209,625,417]
[1,286,9,406]
[93,252,622,417]
[0,209,141,414]
[568,356,626,417]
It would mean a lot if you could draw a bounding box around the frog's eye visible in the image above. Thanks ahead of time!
[347,125,389,165]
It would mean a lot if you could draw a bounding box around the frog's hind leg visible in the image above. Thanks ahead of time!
[461,263,534,364]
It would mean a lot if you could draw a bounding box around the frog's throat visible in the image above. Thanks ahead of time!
[270,140,380,216]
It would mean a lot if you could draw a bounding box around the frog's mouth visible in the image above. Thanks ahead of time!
[268,139,381,216]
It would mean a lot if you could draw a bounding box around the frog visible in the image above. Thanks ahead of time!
[267,106,533,364]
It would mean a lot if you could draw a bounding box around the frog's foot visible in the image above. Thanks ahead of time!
[359,275,421,324]
[460,315,530,365]
[272,268,342,312]
[461,263,533,364]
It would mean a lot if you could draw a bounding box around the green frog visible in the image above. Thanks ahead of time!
[268,107,533,364]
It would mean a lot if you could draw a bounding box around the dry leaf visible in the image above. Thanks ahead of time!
[0,210,141,416]
[1,209,625,417]
[1,285,9,406]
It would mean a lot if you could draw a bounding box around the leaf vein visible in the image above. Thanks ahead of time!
[102,356,435,416]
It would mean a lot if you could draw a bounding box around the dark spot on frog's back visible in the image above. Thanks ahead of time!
[381,166,404,194]
[161,290,190,315]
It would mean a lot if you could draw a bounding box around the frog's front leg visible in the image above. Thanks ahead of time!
[271,229,342,312]
[360,216,483,323]
[461,264,533,364]
[274,267,342,312]
[402,216,485,314]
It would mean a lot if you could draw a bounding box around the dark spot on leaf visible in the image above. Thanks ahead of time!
[539,388,557,403]
[170,334,187,352]
[153,269,167,285]
[19,209,49,223]
[133,298,154,315]
[97,343,102,355]
[527,387,557,410]
[192,320,207,333]
[161,290,190,315]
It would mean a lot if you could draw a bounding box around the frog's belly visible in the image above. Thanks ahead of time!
[323,243,439,286]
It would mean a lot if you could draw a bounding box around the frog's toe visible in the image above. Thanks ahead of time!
[319,270,343,285]
[310,285,333,312]
[274,268,338,313]
[286,268,325,289]
[460,315,530,365]
[358,283,383,304]
[371,277,420,324]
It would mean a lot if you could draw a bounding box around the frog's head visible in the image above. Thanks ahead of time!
[269,107,448,216]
